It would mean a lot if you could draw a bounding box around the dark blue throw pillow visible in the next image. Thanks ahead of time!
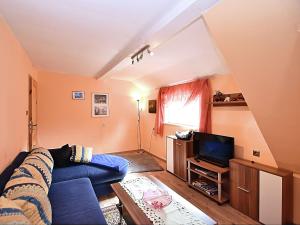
[49,144,73,168]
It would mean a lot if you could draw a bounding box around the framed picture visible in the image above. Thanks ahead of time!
[92,93,109,117]
[72,91,85,100]
[148,100,157,113]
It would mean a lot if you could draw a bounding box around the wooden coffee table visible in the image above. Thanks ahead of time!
[111,174,216,225]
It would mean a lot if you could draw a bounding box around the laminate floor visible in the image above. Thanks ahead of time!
[100,153,259,225]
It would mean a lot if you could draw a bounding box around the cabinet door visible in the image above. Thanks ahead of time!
[166,137,174,173]
[259,171,282,224]
[230,162,258,220]
[173,140,185,180]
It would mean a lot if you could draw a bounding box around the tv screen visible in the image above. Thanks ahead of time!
[193,132,234,167]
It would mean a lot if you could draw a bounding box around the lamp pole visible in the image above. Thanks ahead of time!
[137,99,142,152]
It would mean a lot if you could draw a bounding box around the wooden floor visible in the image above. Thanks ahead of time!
[101,154,259,225]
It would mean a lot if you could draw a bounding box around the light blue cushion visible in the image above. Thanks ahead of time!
[70,146,92,163]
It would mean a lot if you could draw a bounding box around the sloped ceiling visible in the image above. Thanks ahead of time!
[106,18,227,91]
[204,0,300,172]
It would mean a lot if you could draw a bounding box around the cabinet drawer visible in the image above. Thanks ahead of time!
[174,140,185,150]
[230,161,258,220]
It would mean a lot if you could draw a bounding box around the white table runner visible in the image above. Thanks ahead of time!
[120,176,210,225]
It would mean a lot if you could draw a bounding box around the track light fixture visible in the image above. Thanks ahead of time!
[131,45,154,65]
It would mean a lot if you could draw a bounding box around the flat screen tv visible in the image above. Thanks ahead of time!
[193,132,234,167]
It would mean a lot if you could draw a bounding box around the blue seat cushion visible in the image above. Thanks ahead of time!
[52,155,128,185]
[49,178,106,225]
[90,154,128,172]
[52,163,127,184]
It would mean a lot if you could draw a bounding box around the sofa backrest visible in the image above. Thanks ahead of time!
[0,151,29,196]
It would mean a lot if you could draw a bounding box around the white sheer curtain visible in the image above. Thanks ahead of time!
[164,95,200,127]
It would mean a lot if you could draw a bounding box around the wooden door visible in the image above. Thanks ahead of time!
[28,76,38,151]
[230,161,259,220]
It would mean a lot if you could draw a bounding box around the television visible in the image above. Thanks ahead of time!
[193,132,234,167]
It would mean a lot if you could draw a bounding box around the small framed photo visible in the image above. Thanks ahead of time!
[72,91,85,100]
[148,100,157,113]
[92,93,109,117]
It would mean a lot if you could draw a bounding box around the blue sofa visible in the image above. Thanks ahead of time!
[0,151,128,225]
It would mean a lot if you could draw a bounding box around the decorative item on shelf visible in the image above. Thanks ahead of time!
[213,90,225,102]
[92,93,109,117]
[148,100,156,113]
[72,91,85,100]
[224,97,230,102]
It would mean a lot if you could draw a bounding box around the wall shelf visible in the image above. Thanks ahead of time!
[212,101,247,107]
[212,92,247,107]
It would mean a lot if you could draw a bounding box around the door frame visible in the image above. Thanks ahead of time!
[28,75,38,151]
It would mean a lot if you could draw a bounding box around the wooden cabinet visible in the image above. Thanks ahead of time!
[230,159,293,224]
[166,136,193,181]
[230,161,258,220]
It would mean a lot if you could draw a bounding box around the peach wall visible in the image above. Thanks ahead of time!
[204,1,300,222]
[141,101,189,160]
[141,75,277,168]
[37,71,139,153]
[204,0,300,172]
[0,17,36,172]
[210,75,277,167]
[140,89,195,160]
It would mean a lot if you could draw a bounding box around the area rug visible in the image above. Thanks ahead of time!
[113,151,164,173]
[102,205,126,225]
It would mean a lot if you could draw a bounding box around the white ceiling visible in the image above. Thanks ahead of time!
[0,0,226,88]
[0,0,183,75]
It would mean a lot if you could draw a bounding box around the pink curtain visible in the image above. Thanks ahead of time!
[155,79,211,136]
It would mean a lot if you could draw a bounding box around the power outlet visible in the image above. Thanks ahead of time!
[253,150,260,157]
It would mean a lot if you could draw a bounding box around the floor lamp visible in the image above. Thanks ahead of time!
[137,99,142,153]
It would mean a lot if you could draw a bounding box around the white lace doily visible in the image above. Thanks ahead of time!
[120,177,210,225]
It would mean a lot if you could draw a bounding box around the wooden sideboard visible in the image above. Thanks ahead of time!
[230,158,293,224]
[166,135,193,181]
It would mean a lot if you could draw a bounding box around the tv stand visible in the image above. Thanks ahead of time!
[187,158,229,204]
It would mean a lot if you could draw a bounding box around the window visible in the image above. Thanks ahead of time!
[164,96,200,127]
[155,79,211,136]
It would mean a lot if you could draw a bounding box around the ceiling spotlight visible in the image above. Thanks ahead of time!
[147,48,154,56]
